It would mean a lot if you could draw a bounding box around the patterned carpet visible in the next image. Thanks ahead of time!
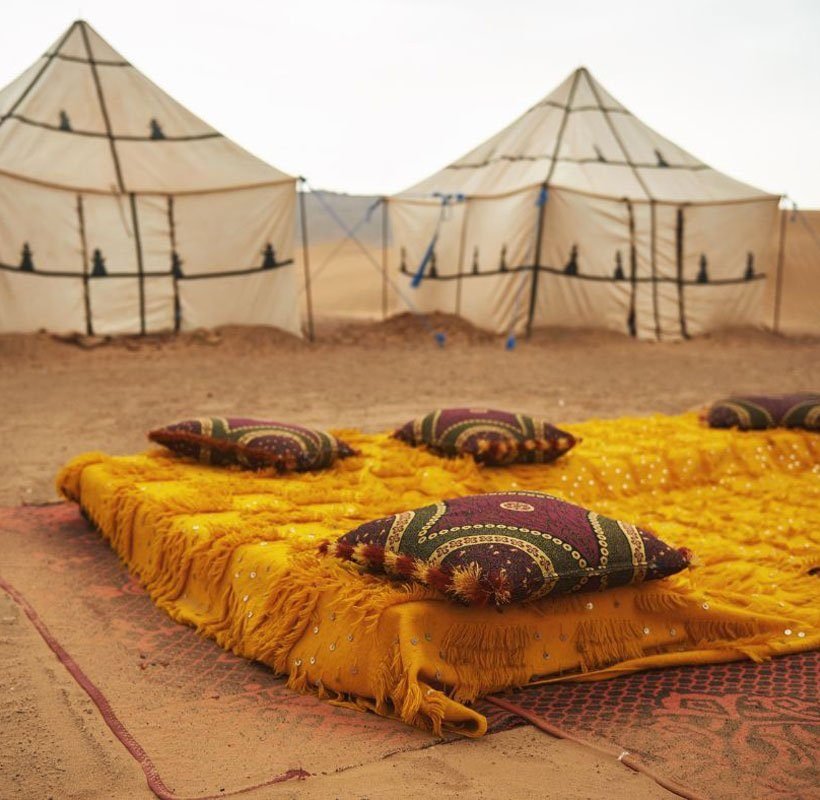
[475,654,819,799]
[0,504,437,798]
[1,503,818,799]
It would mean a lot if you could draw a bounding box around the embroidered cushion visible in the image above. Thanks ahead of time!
[393,408,576,466]
[321,491,692,607]
[148,417,356,471]
[706,393,820,430]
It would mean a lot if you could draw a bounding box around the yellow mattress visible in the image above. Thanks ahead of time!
[56,413,820,736]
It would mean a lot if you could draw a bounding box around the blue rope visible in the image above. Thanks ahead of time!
[411,232,439,288]
[410,193,465,289]
[306,198,384,284]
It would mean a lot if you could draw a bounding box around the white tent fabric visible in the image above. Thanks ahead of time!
[763,209,820,336]
[388,67,780,340]
[0,20,299,336]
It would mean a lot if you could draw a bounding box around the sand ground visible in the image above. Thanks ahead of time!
[1,318,818,799]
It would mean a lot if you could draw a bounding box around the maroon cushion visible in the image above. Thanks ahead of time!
[148,417,356,471]
[393,408,576,466]
[321,491,692,607]
[707,393,820,430]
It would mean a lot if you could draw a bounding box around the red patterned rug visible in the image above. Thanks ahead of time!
[2,504,818,800]
[0,504,441,798]
[476,642,819,799]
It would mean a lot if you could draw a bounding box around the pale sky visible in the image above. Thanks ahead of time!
[3,0,820,205]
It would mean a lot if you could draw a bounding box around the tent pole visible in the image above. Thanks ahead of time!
[525,185,548,338]
[649,200,660,340]
[675,206,689,339]
[298,179,315,342]
[76,194,93,336]
[381,197,389,321]
[80,21,125,193]
[772,205,788,334]
[585,68,660,339]
[167,196,182,333]
[454,199,470,317]
[166,194,182,333]
[128,193,147,336]
[625,200,637,337]
[525,68,583,338]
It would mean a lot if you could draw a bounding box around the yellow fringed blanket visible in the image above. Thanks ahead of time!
[56,414,820,737]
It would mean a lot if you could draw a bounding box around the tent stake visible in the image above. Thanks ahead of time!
[298,179,315,342]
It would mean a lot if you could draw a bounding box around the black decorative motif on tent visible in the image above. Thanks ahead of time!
[499,244,508,272]
[564,244,579,276]
[744,252,755,280]
[19,243,35,271]
[399,247,408,273]
[400,260,766,288]
[149,119,166,140]
[613,250,625,280]
[654,149,669,167]
[472,246,480,274]
[594,145,607,163]
[171,251,184,278]
[261,243,277,269]
[58,110,72,131]
[696,254,709,284]
[91,248,107,277]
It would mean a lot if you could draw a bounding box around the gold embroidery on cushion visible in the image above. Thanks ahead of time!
[499,501,535,512]
[724,400,773,428]
[588,512,611,591]
[237,429,311,455]
[385,510,417,553]
[442,418,519,446]
[428,532,559,591]
[616,519,647,583]
[415,502,448,544]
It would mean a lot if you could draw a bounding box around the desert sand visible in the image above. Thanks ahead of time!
[1,318,818,799]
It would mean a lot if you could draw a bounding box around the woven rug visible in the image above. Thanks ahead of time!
[0,503,441,799]
[476,653,820,800]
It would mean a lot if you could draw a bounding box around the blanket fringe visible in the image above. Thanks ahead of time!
[634,592,690,614]
[575,619,646,671]
[684,620,764,645]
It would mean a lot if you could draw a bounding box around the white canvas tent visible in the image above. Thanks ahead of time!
[387,67,781,341]
[0,20,299,336]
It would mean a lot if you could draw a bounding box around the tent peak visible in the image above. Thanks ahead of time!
[0,15,294,193]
